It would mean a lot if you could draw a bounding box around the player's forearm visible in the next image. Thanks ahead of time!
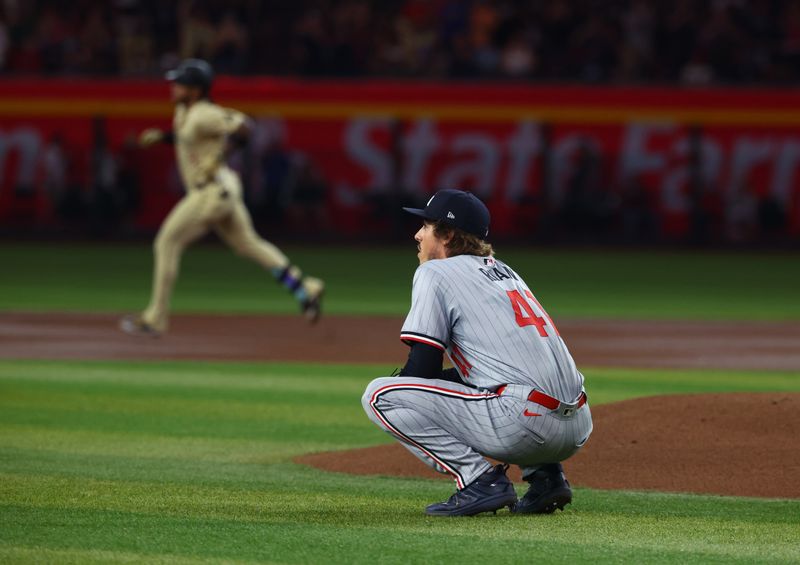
[139,128,174,147]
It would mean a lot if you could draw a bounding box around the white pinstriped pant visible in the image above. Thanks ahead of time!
[362,376,593,489]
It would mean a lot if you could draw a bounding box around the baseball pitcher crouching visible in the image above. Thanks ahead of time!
[120,59,324,337]
[362,189,592,517]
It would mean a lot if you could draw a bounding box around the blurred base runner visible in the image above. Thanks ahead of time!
[120,59,323,337]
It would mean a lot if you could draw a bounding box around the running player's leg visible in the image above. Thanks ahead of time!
[213,182,324,317]
[141,193,210,332]
[362,376,526,489]
[214,197,290,270]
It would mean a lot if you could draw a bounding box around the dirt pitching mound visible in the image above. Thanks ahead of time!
[297,392,800,499]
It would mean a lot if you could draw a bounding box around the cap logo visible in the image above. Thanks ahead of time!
[426,195,436,206]
[447,211,455,220]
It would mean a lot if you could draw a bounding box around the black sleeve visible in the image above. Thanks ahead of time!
[399,343,469,385]
[439,368,464,385]
[400,342,443,379]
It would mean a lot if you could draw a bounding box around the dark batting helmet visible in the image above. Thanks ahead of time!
[165,59,214,94]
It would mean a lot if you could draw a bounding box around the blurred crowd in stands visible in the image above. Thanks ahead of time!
[1,0,799,84]
[1,0,796,245]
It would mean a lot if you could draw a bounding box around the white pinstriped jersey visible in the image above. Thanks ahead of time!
[400,255,585,402]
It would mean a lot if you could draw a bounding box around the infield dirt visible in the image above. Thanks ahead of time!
[3,312,800,370]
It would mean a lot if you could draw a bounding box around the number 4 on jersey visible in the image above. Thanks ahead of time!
[506,290,560,337]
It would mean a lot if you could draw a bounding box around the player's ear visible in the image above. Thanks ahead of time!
[439,227,454,247]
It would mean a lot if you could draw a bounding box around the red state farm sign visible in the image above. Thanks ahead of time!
[0,79,798,239]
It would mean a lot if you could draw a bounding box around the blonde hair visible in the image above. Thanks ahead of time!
[432,221,494,257]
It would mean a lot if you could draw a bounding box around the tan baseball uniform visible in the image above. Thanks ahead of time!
[139,100,316,332]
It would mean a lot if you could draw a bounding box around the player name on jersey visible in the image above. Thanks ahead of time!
[479,264,519,283]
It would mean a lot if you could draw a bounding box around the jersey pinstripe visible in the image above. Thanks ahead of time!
[400,255,584,402]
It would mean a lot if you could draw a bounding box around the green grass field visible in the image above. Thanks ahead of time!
[1,360,799,564]
[2,243,799,319]
[1,243,799,563]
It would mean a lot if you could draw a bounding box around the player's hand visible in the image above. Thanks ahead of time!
[138,128,163,148]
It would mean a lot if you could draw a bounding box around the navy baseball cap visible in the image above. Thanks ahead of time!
[403,189,490,239]
[166,59,214,90]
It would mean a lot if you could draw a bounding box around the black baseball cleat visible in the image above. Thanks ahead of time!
[300,277,324,323]
[118,315,161,338]
[512,462,573,514]
[425,464,518,517]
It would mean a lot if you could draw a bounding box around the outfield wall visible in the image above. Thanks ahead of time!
[1,78,799,241]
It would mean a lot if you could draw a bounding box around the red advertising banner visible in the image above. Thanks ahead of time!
[1,78,798,241]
